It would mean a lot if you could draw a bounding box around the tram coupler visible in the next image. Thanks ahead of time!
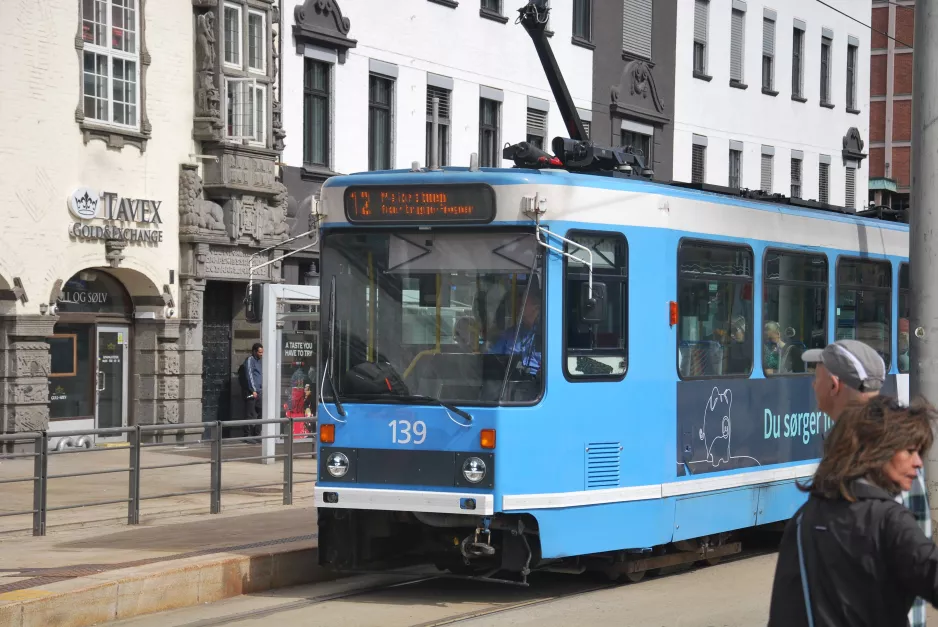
[461,526,495,558]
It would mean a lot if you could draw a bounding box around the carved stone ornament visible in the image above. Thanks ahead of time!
[105,239,127,268]
[179,164,226,234]
[612,60,665,113]
[293,0,358,59]
[74,0,152,151]
[265,181,291,239]
[842,127,867,163]
[195,12,221,120]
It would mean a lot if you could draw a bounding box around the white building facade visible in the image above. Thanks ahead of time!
[673,0,870,210]
[280,0,594,194]
[0,0,196,440]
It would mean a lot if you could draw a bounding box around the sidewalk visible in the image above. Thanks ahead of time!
[0,504,325,627]
[0,440,317,535]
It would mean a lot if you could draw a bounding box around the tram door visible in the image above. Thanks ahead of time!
[95,325,129,440]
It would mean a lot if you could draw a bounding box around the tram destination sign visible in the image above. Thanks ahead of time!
[343,184,496,225]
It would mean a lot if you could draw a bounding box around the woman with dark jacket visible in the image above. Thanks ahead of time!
[768,395,938,626]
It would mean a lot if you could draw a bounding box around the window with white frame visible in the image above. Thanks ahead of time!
[846,41,858,110]
[223,3,242,68]
[792,24,805,98]
[574,0,592,42]
[846,166,856,209]
[247,10,265,73]
[692,143,706,184]
[791,156,802,198]
[761,151,773,192]
[426,85,451,167]
[527,108,548,150]
[729,147,742,188]
[80,0,140,128]
[820,33,832,104]
[226,78,266,144]
[819,161,830,203]
[222,2,269,146]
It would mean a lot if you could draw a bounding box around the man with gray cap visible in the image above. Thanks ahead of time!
[803,340,930,627]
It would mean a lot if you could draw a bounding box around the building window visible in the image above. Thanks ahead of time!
[426,85,451,167]
[820,35,832,104]
[80,0,140,127]
[836,258,892,365]
[582,120,591,138]
[527,108,548,150]
[574,0,592,41]
[303,59,330,168]
[247,10,265,73]
[623,0,652,59]
[564,232,628,379]
[621,129,652,165]
[729,148,742,188]
[693,0,709,74]
[730,8,745,84]
[369,74,394,171]
[846,42,858,110]
[678,241,754,378]
[791,157,802,198]
[481,0,500,13]
[763,251,828,375]
[226,78,266,144]
[762,16,776,91]
[899,262,910,373]
[760,153,773,192]
[692,144,706,183]
[846,165,856,209]
[792,26,804,98]
[223,3,242,67]
[479,98,500,167]
[819,162,830,203]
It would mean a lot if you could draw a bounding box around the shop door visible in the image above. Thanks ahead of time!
[96,325,129,439]
[202,282,234,423]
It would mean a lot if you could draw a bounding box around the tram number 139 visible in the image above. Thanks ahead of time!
[389,420,427,445]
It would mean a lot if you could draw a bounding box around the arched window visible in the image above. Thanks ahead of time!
[57,270,133,316]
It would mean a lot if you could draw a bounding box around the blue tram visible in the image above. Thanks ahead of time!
[312,166,909,582]
[311,0,910,583]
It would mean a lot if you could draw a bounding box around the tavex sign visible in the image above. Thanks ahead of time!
[69,188,163,224]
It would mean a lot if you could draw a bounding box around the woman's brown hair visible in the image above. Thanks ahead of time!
[800,395,937,501]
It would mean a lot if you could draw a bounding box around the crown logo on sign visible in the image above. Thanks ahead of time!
[76,191,98,216]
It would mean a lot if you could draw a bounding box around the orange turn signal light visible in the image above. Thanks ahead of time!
[320,423,335,444]
[669,301,678,327]
[480,429,496,449]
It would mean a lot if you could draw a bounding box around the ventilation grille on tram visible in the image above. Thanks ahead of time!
[586,442,621,489]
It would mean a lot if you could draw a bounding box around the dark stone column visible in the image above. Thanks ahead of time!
[0,315,57,450]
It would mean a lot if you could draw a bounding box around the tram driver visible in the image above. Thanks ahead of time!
[487,282,542,378]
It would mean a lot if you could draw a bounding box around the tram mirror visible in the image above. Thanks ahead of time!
[579,282,607,324]
[245,283,264,323]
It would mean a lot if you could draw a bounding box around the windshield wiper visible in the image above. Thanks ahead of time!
[342,392,472,424]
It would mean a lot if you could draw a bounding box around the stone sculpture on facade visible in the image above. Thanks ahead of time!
[195,12,221,119]
[179,164,226,233]
[266,182,291,239]
[611,60,665,114]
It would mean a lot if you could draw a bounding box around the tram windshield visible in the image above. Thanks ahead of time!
[320,229,545,406]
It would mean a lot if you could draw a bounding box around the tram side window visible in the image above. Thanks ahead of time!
[564,232,628,379]
[836,258,892,366]
[899,262,910,373]
[762,251,828,375]
[678,241,754,378]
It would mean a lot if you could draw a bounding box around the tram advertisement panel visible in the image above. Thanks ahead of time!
[675,375,898,477]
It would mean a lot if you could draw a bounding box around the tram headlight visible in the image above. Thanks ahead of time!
[462,457,486,484]
[326,452,349,478]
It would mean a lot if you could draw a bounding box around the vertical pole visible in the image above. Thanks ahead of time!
[211,421,222,514]
[283,419,294,506]
[127,426,141,525]
[32,434,47,536]
[910,0,938,522]
[430,97,441,171]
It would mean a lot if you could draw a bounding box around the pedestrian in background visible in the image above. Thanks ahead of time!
[768,396,938,626]
[238,342,263,443]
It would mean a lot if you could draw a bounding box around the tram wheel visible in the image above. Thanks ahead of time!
[624,569,646,583]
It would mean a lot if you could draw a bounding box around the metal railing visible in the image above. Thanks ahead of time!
[0,418,316,536]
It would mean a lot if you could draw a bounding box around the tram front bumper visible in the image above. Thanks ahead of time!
[314,485,495,516]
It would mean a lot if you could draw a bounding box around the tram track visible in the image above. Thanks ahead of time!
[133,541,780,627]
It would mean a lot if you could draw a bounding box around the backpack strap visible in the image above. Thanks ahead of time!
[796,512,816,627]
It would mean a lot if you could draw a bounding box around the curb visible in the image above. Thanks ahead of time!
[0,541,334,627]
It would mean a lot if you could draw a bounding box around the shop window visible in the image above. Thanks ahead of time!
[49,324,94,420]
[57,270,132,316]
